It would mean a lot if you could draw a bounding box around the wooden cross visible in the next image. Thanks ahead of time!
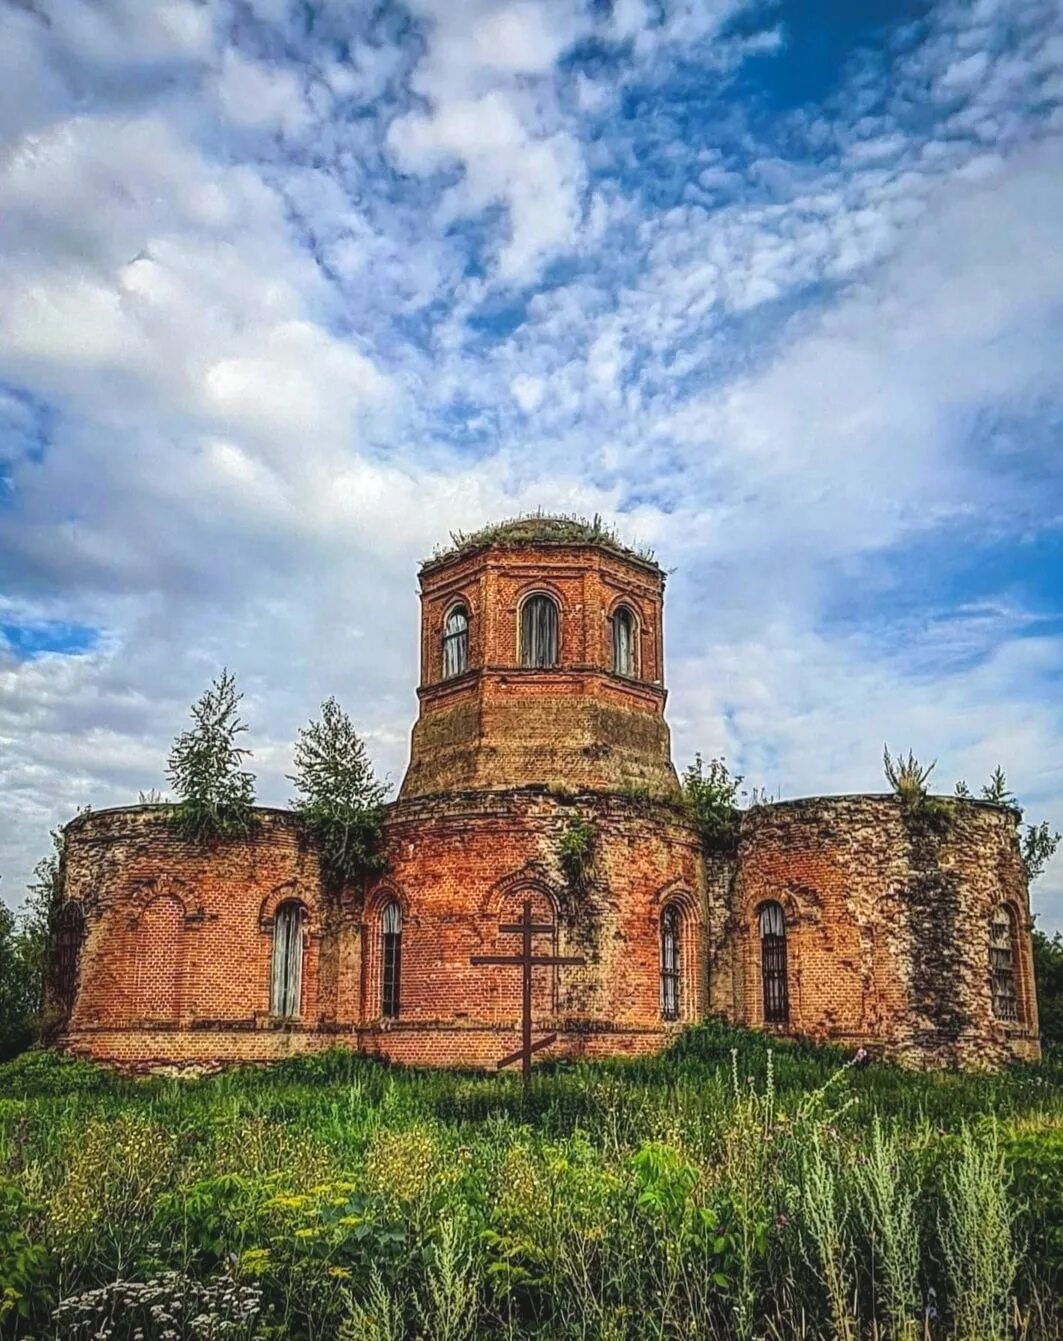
[471,898,586,1085]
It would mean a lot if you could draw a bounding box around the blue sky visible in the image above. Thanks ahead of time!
[1,0,1062,927]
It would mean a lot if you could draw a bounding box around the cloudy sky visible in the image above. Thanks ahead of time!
[2,0,1062,927]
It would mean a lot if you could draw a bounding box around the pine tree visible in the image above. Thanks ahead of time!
[289,697,389,884]
[166,669,256,840]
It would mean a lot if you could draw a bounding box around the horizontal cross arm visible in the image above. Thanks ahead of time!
[497,1033,558,1069]
[498,922,555,935]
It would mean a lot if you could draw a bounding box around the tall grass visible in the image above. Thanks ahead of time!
[0,1028,1060,1339]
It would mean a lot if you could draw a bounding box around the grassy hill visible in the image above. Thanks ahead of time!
[1,1025,1061,1339]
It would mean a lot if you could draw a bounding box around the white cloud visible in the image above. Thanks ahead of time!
[1,0,1062,936]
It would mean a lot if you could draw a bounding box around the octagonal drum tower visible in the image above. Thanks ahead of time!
[364,519,707,1066]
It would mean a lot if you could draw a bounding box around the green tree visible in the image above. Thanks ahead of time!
[1032,929,1063,1046]
[681,754,741,850]
[0,901,36,1061]
[166,669,256,841]
[290,697,389,885]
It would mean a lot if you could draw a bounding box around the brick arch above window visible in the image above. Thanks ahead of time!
[365,880,410,923]
[127,875,202,926]
[482,863,560,920]
[649,880,699,923]
[258,881,320,934]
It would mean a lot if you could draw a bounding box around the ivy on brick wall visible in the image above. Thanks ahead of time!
[558,815,597,893]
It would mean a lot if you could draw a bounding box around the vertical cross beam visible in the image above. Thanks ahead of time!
[470,897,586,1084]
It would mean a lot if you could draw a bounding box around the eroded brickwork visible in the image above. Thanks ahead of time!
[730,796,1039,1067]
[52,523,1041,1072]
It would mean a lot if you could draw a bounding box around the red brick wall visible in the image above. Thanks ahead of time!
[402,541,679,799]
[56,791,1039,1071]
[57,793,703,1069]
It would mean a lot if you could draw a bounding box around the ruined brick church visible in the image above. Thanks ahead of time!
[53,518,1040,1070]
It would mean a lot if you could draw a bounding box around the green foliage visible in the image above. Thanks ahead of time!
[1023,821,1062,884]
[2,1035,1063,1339]
[289,697,390,885]
[0,1177,50,1325]
[432,510,656,566]
[0,905,37,1063]
[681,754,741,850]
[981,765,1017,807]
[167,669,256,841]
[883,745,936,806]
[557,815,596,892]
[1033,929,1063,1046]
[938,1125,1020,1341]
[0,1048,113,1097]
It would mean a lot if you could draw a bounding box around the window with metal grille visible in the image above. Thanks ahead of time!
[381,900,402,1019]
[520,594,558,668]
[270,901,304,1018]
[990,904,1019,1022]
[53,902,85,1016]
[660,904,681,1021]
[613,605,635,676]
[759,901,789,1024]
[442,605,469,678]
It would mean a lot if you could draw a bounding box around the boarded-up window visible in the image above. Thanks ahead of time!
[759,901,789,1024]
[54,902,85,1016]
[990,904,1019,1022]
[270,901,304,1018]
[443,605,469,678]
[520,595,558,668]
[381,900,401,1019]
[613,605,635,676]
[660,904,680,1020]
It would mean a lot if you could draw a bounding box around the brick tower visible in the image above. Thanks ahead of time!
[400,517,680,799]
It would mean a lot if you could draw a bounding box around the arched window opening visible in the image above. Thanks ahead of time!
[270,901,304,1018]
[381,900,402,1019]
[990,904,1019,1022]
[759,902,789,1025]
[54,902,85,1016]
[442,605,469,679]
[520,594,559,668]
[660,904,681,1021]
[613,605,636,677]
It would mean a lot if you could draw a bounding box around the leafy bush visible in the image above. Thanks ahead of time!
[0,1048,111,1098]
[557,815,596,892]
[681,754,741,851]
[2,1029,1062,1339]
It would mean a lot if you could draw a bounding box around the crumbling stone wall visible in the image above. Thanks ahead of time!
[731,795,1039,1067]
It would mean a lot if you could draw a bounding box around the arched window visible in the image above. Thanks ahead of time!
[759,902,789,1024]
[53,902,85,1016]
[612,605,635,677]
[990,903,1019,1022]
[381,900,402,1019]
[660,904,681,1021]
[443,604,469,678]
[270,901,304,1018]
[520,594,559,668]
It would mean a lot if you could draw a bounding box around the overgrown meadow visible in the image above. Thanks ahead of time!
[2,1025,1062,1340]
